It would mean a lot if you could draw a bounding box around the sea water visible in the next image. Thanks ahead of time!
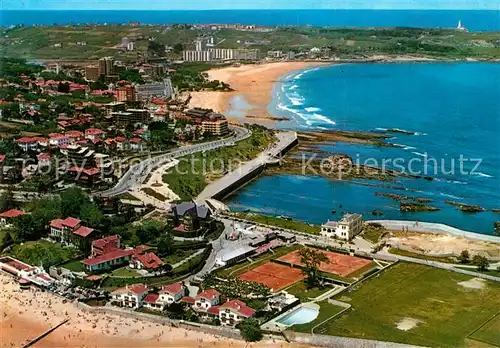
[226,63,500,234]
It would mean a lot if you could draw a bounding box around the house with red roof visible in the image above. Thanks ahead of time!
[110,283,149,308]
[218,299,256,327]
[0,209,25,225]
[129,252,164,271]
[16,137,39,152]
[193,289,221,311]
[85,128,105,142]
[49,134,69,147]
[159,282,186,305]
[49,217,94,249]
[91,235,120,257]
[143,293,164,310]
[36,153,51,168]
[65,130,85,144]
[82,249,134,272]
[114,136,129,151]
[129,137,146,152]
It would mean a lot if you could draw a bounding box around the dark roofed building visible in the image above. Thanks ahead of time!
[170,201,213,235]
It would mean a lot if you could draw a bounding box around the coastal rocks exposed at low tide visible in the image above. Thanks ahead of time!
[400,202,440,212]
[375,192,433,203]
[445,201,486,213]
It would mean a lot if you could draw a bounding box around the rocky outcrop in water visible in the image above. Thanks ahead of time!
[400,202,440,212]
[445,201,485,213]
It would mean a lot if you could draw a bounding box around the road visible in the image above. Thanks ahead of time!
[98,126,250,197]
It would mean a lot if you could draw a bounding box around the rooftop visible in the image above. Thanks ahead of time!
[111,283,148,295]
[196,289,221,301]
[160,282,184,295]
[0,209,25,219]
[82,249,133,266]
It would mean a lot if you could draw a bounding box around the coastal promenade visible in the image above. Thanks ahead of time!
[196,131,298,204]
[369,219,500,243]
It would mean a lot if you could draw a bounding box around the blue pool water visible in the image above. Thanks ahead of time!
[277,306,319,326]
[226,63,500,235]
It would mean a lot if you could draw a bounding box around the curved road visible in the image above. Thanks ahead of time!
[98,126,250,197]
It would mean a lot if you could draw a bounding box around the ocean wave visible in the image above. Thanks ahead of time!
[293,73,305,80]
[312,113,336,126]
[304,107,321,112]
[392,143,416,150]
[439,192,462,200]
[472,172,494,178]
[375,127,388,131]
[289,84,299,90]
[434,178,468,185]
[277,103,312,126]
[412,151,428,157]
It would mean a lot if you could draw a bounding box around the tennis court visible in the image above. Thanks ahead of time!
[239,261,305,291]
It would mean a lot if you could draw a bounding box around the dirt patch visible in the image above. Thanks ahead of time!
[458,278,486,290]
[387,232,500,259]
[396,317,422,331]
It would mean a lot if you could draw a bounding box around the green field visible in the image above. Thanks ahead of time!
[297,262,500,347]
[469,313,500,347]
[60,260,86,273]
[284,281,332,302]
[292,301,346,333]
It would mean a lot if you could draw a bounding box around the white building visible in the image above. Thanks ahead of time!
[218,299,256,327]
[193,289,221,311]
[208,48,234,60]
[320,213,363,240]
[183,50,212,62]
[110,283,149,309]
[233,49,259,61]
[159,282,186,305]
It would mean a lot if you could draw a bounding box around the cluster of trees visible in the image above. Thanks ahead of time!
[170,63,232,91]
[458,250,491,271]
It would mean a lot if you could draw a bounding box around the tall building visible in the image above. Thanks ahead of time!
[201,113,229,136]
[64,145,96,169]
[233,49,259,61]
[112,109,150,125]
[208,48,234,61]
[116,86,136,103]
[98,57,115,77]
[182,50,212,62]
[84,65,99,81]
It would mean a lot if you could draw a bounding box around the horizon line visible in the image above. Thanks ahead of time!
[2,8,499,11]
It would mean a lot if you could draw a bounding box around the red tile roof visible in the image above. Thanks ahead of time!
[135,252,164,270]
[16,137,36,143]
[74,226,94,238]
[220,299,256,318]
[0,209,25,218]
[143,293,160,304]
[196,289,221,301]
[86,128,105,135]
[130,137,143,143]
[111,283,148,295]
[93,235,119,249]
[114,136,127,143]
[160,282,183,295]
[62,217,81,228]
[65,130,84,137]
[86,275,102,281]
[37,153,51,161]
[82,249,133,266]
[181,296,195,304]
[207,305,221,315]
[0,154,5,163]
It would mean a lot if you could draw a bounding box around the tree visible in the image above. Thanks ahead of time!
[458,250,470,264]
[0,186,16,212]
[11,214,41,241]
[238,319,263,342]
[173,43,184,53]
[60,187,90,218]
[157,232,174,256]
[298,247,329,287]
[472,255,490,272]
[80,203,104,228]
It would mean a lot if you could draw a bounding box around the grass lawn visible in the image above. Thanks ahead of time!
[361,225,388,243]
[469,313,500,347]
[163,250,196,265]
[311,262,500,347]
[388,248,457,264]
[140,187,167,202]
[215,245,300,278]
[292,301,346,333]
[111,267,142,277]
[455,266,500,278]
[60,260,86,273]
[9,240,77,268]
[284,281,332,302]
[229,212,321,235]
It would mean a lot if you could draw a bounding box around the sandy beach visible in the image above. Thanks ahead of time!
[0,274,314,348]
[188,62,330,123]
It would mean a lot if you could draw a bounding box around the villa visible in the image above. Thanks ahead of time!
[320,213,363,240]
[193,289,221,311]
[110,283,149,308]
[0,209,25,225]
[49,217,95,248]
[218,299,256,327]
[159,282,186,305]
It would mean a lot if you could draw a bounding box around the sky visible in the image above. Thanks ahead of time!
[2,0,499,10]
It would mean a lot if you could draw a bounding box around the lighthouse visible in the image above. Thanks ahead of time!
[457,20,468,32]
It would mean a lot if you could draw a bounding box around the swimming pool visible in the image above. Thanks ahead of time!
[277,306,319,326]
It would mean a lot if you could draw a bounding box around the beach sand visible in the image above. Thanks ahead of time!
[0,274,313,348]
[188,62,330,123]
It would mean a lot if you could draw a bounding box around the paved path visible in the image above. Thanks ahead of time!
[171,249,205,269]
[196,131,297,203]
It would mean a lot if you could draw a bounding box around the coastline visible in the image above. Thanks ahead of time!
[0,274,311,348]
[188,61,331,123]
